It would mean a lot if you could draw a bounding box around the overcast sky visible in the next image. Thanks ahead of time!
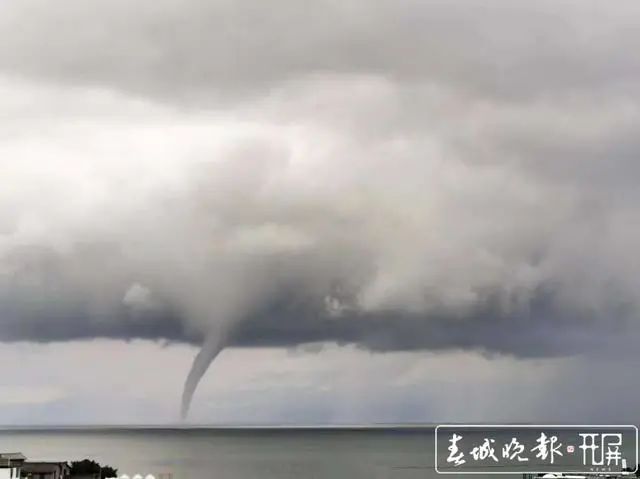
[0,0,639,424]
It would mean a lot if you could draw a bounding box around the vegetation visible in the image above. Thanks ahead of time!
[621,464,640,477]
[69,459,118,478]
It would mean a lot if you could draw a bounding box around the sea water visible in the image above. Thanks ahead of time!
[0,427,628,479]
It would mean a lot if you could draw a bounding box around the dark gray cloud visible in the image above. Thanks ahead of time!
[1,0,640,416]
[0,269,634,359]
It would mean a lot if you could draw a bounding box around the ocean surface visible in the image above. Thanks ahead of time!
[0,427,634,479]
[0,427,469,479]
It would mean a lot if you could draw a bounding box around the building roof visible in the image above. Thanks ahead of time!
[0,452,27,461]
[23,462,70,473]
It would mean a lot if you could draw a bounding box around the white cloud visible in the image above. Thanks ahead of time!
[0,0,639,421]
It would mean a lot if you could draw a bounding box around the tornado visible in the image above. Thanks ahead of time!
[180,332,227,420]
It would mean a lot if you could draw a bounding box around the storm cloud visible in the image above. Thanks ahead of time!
[1,0,640,415]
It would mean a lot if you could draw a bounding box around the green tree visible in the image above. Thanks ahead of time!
[621,464,640,477]
[69,459,118,478]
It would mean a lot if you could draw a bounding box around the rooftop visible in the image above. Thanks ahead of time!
[0,453,26,461]
[23,462,70,473]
